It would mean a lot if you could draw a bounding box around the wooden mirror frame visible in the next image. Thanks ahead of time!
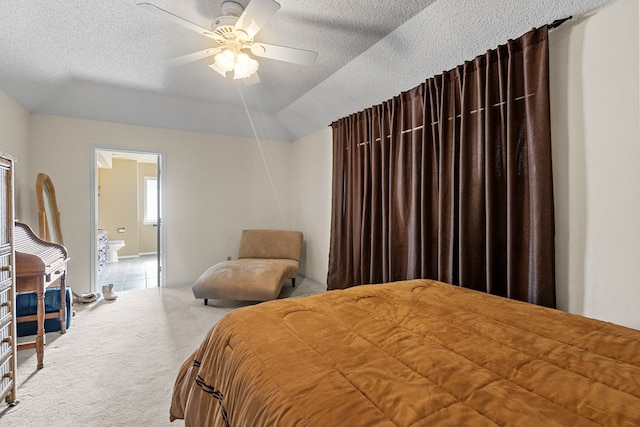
[35,173,64,245]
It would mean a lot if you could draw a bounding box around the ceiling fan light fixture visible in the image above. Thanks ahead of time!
[233,52,259,79]
[215,49,236,71]
[209,48,259,80]
[208,61,228,77]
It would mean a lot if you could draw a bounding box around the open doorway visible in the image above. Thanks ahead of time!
[91,148,164,293]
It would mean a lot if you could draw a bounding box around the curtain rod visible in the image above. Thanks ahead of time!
[334,18,571,130]
[549,16,572,29]
[351,92,538,147]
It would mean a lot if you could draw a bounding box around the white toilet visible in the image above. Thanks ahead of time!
[107,240,125,263]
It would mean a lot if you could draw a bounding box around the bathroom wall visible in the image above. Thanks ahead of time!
[137,162,158,254]
[98,158,158,257]
[98,158,140,257]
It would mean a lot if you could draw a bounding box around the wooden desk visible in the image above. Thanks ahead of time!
[14,222,69,370]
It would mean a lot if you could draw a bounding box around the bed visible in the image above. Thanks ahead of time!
[170,279,640,426]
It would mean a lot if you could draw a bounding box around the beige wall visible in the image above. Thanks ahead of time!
[549,0,640,329]
[289,0,640,329]
[28,114,294,293]
[0,0,638,328]
[0,90,32,222]
[291,127,332,284]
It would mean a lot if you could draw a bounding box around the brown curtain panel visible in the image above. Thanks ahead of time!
[327,26,556,307]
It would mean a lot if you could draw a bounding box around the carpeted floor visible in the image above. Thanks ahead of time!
[0,278,325,426]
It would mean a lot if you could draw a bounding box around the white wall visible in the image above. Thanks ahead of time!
[2,0,638,329]
[29,114,294,294]
[550,0,640,329]
[288,0,640,329]
[291,127,332,284]
[0,89,31,221]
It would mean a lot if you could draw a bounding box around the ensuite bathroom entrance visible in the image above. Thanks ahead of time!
[92,148,163,293]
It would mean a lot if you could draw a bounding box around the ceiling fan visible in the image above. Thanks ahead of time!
[138,0,318,84]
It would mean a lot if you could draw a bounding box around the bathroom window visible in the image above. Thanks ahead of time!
[144,177,158,225]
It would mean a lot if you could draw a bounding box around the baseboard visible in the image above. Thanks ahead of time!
[118,253,157,259]
[298,274,327,288]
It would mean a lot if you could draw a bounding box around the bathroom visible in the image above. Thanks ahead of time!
[97,151,159,292]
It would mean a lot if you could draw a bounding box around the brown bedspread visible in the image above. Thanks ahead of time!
[170,279,640,426]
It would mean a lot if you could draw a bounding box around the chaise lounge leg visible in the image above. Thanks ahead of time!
[204,298,208,306]
[292,278,296,287]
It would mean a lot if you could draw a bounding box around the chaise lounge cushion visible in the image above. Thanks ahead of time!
[193,259,299,301]
[192,229,303,302]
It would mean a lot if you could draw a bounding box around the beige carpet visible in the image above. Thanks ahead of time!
[0,278,324,426]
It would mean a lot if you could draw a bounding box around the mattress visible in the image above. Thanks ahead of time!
[170,279,640,426]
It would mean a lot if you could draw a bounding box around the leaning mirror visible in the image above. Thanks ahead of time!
[35,173,64,245]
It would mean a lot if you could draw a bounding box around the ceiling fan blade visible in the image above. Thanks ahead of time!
[235,0,281,39]
[137,2,216,39]
[166,48,222,66]
[250,43,318,66]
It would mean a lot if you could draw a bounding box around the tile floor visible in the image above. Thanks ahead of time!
[98,254,159,292]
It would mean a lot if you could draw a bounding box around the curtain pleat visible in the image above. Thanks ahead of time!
[327,26,555,307]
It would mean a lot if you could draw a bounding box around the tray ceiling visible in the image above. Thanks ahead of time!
[0,0,615,141]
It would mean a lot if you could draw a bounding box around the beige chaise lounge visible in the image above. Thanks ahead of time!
[192,229,303,304]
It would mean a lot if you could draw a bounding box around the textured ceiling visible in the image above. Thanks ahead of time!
[0,0,615,141]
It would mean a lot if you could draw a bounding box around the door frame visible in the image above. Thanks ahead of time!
[89,146,166,292]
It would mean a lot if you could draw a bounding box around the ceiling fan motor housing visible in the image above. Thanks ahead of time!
[221,1,243,16]
[212,1,253,45]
